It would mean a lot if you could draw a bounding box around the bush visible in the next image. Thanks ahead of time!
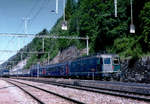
[113,36,142,58]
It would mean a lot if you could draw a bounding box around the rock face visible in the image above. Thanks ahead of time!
[59,46,80,63]
[11,59,28,71]
[44,46,86,65]
[121,56,150,83]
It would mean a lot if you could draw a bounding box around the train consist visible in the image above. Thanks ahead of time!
[4,54,121,79]
[0,69,9,77]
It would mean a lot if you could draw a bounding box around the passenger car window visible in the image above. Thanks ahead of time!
[72,62,76,68]
[104,58,111,64]
[100,58,103,64]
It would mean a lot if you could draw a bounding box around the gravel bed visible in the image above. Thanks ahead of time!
[44,78,150,95]
[31,77,150,95]
[10,80,74,104]
[0,79,37,104]
[13,79,149,104]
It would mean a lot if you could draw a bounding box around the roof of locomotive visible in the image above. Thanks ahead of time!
[100,54,119,58]
[69,53,119,61]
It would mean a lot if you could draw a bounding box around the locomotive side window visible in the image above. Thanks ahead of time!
[104,58,111,64]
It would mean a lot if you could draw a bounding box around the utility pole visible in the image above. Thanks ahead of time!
[20,52,24,67]
[42,38,44,52]
[86,36,89,56]
[22,17,30,53]
[63,0,66,22]
[21,53,23,62]
[48,53,50,64]
[23,17,30,34]
[37,62,40,78]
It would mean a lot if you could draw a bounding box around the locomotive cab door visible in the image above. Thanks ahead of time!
[102,56,113,73]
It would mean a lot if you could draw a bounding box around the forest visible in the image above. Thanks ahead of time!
[2,0,150,69]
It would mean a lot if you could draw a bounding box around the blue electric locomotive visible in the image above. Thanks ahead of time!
[37,54,120,79]
[68,54,120,79]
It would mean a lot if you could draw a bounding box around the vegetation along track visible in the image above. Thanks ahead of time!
[15,78,150,102]
[4,79,84,104]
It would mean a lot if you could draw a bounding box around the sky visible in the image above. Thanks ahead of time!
[0,0,64,64]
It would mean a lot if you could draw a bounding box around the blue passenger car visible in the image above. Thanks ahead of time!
[30,67,37,77]
[44,63,68,77]
[0,69,9,77]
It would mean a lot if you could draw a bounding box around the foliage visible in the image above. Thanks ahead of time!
[112,36,142,58]
[65,0,74,20]
[3,0,150,69]
[68,0,130,53]
[139,1,150,51]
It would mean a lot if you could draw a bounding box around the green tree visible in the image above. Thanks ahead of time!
[113,36,142,58]
[72,0,129,53]
[65,0,74,20]
[139,1,150,51]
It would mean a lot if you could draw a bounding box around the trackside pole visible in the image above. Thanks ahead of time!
[37,62,40,78]
[86,36,89,56]
[92,72,95,80]
[48,53,50,64]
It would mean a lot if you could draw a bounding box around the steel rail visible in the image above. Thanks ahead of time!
[8,79,85,104]
[16,78,150,102]
[4,80,45,104]
[47,81,150,102]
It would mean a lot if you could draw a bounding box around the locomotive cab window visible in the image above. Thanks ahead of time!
[104,58,111,64]
[113,58,119,65]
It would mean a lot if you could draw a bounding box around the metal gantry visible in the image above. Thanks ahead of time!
[0,33,89,65]
[0,33,88,40]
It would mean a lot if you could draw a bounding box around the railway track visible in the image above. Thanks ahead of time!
[5,80,45,104]
[13,78,150,102]
[4,79,84,104]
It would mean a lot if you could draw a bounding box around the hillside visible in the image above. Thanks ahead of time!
[2,0,150,69]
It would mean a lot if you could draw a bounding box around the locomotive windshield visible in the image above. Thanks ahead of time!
[104,58,111,64]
